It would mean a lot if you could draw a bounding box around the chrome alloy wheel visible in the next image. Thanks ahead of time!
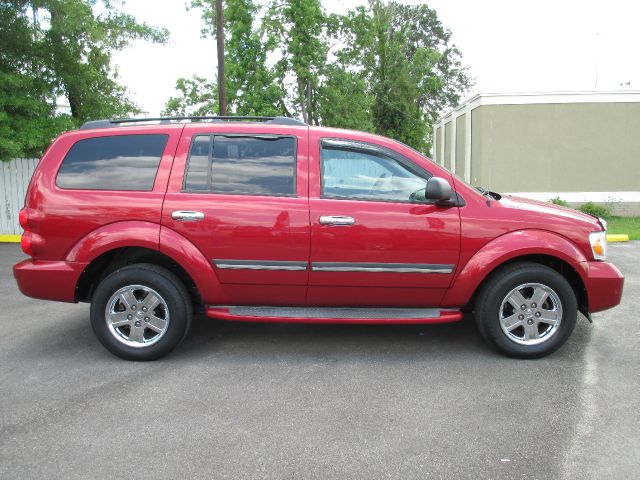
[105,285,170,348]
[499,283,563,346]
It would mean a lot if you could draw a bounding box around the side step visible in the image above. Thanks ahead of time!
[206,306,463,324]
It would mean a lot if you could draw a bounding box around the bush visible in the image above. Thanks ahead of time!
[549,197,570,207]
[578,202,612,219]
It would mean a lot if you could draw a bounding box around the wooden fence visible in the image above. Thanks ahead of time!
[0,159,38,240]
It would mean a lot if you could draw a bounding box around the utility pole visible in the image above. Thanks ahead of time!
[216,0,227,116]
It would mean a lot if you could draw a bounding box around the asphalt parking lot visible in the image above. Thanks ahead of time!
[0,243,638,479]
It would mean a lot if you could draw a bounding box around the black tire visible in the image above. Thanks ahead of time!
[474,262,577,358]
[90,263,192,361]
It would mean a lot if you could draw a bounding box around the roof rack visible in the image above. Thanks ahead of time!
[79,116,307,130]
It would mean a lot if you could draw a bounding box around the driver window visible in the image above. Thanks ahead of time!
[321,145,426,202]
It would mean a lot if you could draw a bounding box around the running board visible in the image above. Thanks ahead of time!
[206,306,463,324]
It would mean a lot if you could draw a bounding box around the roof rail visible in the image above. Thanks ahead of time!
[79,116,307,130]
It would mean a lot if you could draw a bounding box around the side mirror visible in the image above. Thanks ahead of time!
[425,177,453,203]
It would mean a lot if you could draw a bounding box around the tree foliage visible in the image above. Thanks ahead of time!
[0,0,167,161]
[165,0,285,117]
[163,76,218,117]
[1,0,471,162]
[263,0,327,124]
[166,0,471,154]
[333,1,472,152]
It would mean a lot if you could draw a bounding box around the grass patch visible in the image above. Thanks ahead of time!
[607,217,640,240]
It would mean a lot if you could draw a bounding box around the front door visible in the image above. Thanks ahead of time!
[307,135,461,307]
[162,124,310,306]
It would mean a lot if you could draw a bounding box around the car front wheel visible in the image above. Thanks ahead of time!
[474,262,578,358]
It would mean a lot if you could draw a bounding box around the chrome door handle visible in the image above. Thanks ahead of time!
[171,210,205,221]
[319,215,356,226]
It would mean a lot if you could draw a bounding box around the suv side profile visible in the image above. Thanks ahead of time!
[14,116,624,360]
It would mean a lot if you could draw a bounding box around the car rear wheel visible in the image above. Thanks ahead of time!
[474,262,578,358]
[90,264,192,360]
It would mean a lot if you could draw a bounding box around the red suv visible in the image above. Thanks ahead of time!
[13,116,624,360]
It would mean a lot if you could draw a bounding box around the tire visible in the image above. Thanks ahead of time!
[90,263,192,361]
[474,262,577,358]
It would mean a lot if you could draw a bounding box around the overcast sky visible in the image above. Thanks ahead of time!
[111,0,640,116]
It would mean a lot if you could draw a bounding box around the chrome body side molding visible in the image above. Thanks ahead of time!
[212,260,455,274]
[311,262,454,274]
[212,259,308,271]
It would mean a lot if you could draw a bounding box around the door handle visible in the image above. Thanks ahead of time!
[319,215,356,226]
[171,210,205,221]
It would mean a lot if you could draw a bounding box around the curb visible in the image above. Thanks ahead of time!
[0,234,21,243]
[607,234,630,242]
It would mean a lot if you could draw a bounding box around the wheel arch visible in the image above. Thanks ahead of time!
[67,221,225,306]
[442,230,590,315]
[464,254,588,316]
[75,246,200,307]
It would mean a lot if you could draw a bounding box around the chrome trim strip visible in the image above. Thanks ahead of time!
[311,262,454,274]
[213,259,308,271]
[213,260,454,273]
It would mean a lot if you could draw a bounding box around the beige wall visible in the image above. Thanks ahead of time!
[567,201,640,217]
[455,114,466,179]
[470,102,640,192]
[434,126,441,163]
[443,122,452,170]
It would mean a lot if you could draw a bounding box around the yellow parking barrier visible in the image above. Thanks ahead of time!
[607,234,630,242]
[0,234,21,243]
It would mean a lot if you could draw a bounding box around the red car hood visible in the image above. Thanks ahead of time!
[498,195,603,228]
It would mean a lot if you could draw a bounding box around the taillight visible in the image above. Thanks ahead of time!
[21,232,34,256]
[19,208,34,256]
[19,208,29,229]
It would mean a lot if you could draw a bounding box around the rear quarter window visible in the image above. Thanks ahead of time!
[56,134,168,191]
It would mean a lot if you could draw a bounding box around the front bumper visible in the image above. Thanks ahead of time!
[585,261,624,313]
[13,259,87,303]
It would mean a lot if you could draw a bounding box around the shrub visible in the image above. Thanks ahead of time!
[549,197,570,207]
[578,202,612,219]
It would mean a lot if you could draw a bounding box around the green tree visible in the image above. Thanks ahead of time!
[263,0,327,124]
[163,76,218,116]
[0,0,167,161]
[44,0,167,122]
[163,0,471,154]
[316,65,373,132]
[165,0,286,117]
[334,0,472,153]
[0,1,72,160]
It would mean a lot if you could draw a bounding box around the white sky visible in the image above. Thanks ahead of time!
[112,0,640,116]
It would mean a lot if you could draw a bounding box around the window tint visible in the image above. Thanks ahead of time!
[57,134,167,191]
[183,135,296,196]
[183,135,211,192]
[321,146,426,202]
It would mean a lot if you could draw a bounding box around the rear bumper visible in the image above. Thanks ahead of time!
[13,258,87,303]
[585,261,624,313]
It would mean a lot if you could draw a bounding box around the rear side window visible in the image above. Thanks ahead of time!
[183,135,296,196]
[56,134,168,191]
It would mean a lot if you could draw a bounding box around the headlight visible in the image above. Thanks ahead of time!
[589,231,607,261]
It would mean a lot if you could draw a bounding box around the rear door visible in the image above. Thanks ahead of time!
[162,124,310,306]
[307,134,461,307]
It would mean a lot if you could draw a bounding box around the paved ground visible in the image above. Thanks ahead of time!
[0,243,638,479]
